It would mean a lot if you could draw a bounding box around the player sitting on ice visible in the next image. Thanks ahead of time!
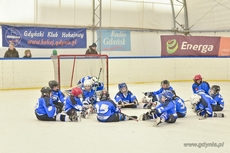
[192,74,210,95]
[140,90,178,127]
[65,87,83,121]
[114,83,138,108]
[209,85,224,111]
[35,86,78,122]
[171,90,187,118]
[81,79,98,118]
[96,90,138,122]
[189,92,224,119]
[48,80,65,111]
[143,80,173,109]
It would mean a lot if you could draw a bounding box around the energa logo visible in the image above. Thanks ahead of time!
[166,39,178,54]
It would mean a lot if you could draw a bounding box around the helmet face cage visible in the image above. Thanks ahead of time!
[100,90,110,101]
[118,83,128,93]
[211,85,220,95]
[161,80,170,88]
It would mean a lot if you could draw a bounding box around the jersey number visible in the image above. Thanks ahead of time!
[95,104,109,114]
[178,99,185,109]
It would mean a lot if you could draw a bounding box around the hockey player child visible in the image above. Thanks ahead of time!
[81,79,99,118]
[143,80,173,109]
[48,80,65,110]
[35,86,78,122]
[140,90,178,127]
[114,83,138,108]
[209,85,224,111]
[192,74,210,94]
[65,87,83,120]
[171,90,187,118]
[189,93,224,119]
[96,90,138,122]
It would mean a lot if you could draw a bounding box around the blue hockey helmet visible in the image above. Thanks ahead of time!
[161,90,174,101]
[118,83,127,91]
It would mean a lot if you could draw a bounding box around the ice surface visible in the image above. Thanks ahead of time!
[0,82,229,153]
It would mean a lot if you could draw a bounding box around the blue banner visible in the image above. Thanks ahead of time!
[2,25,86,48]
[98,30,131,51]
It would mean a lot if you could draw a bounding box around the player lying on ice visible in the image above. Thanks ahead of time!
[35,87,78,122]
[96,90,138,122]
[140,90,178,127]
[64,76,104,97]
[48,80,65,111]
[192,74,210,95]
[114,83,138,108]
[189,90,224,119]
[142,80,173,109]
[209,85,224,111]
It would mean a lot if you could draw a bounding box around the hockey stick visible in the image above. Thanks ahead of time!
[122,113,138,122]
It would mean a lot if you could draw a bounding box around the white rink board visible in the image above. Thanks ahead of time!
[0,57,230,90]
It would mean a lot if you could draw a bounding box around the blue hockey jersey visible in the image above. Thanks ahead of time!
[173,97,187,115]
[195,94,215,117]
[51,90,65,103]
[114,91,137,104]
[192,81,210,95]
[211,93,224,109]
[82,89,97,105]
[155,100,177,117]
[35,97,57,118]
[65,96,83,112]
[95,100,120,121]
[151,87,174,101]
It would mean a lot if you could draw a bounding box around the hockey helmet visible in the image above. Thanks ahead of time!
[41,86,52,96]
[193,74,202,81]
[84,79,93,87]
[118,83,127,91]
[71,87,83,97]
[161,90,174,101]
[190,94,201,105]
[100,90,110,101]
[48,80,59,89]
[211,85,220,94]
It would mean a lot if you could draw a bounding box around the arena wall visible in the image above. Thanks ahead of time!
[0,57,229,90]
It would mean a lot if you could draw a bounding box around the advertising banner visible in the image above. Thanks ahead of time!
[98,30,131,51]
[2,25,86,48]
[161,35,220,56]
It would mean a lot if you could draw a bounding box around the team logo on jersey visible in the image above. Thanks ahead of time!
[166,39,178,54]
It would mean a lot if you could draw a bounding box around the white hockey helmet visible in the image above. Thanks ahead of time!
[189,94,201,105]
[91,76,98,83]
[84,79,93,87]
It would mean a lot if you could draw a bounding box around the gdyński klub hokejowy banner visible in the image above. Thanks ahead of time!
[161,35,230,56]
[2,25,86,48]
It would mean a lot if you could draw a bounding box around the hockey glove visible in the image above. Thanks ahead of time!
[196,110,203,116]
[118,101,125,107]
[144,92,153,97]
[150,108,157,115]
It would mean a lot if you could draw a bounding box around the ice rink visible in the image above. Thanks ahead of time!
[0,82,229,153]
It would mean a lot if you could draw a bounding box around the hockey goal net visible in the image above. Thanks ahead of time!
[51,54,109,91]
